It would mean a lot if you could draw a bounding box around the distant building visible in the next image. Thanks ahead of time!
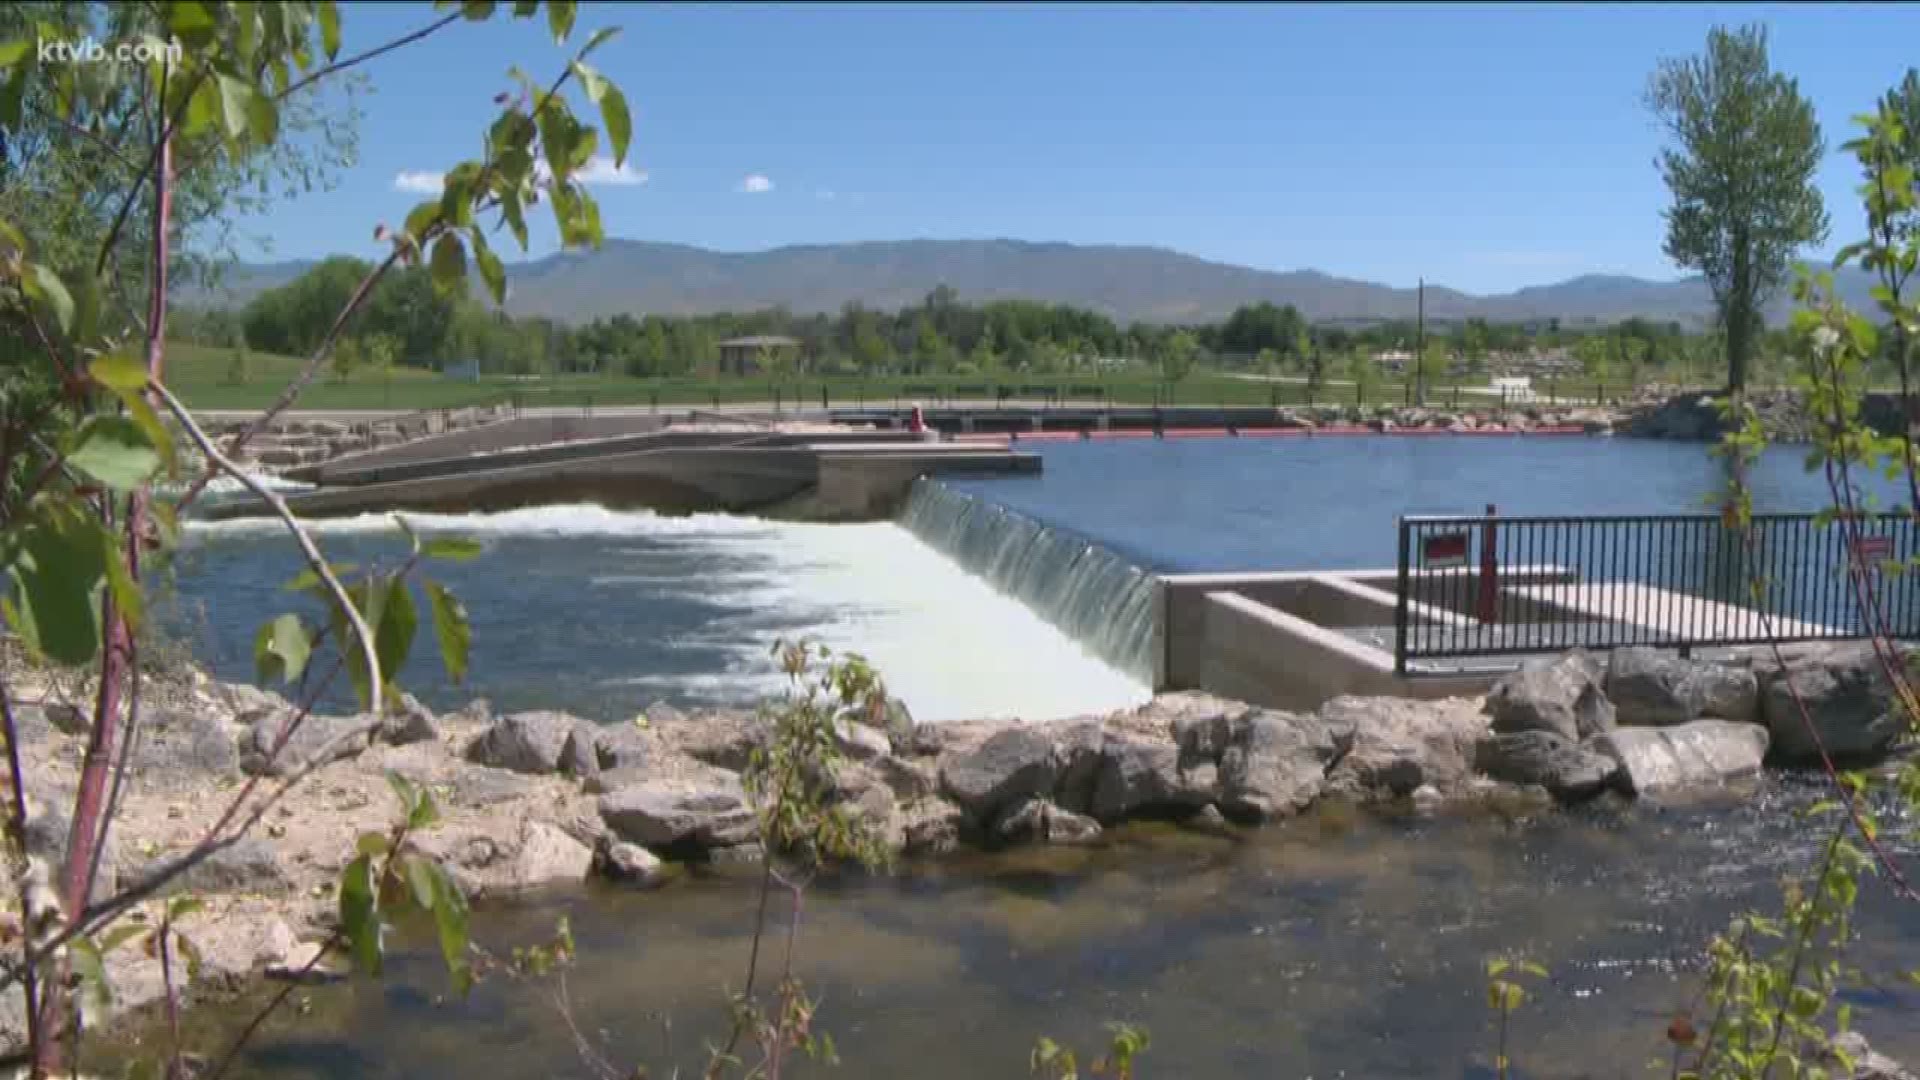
[442,358,482,381]
[717,335,801,376]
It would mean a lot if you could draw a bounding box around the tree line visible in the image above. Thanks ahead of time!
[176,267,1739,386]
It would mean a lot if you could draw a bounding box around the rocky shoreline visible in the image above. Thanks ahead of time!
[3,639,1912,1057]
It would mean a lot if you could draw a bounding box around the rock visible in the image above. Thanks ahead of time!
[1182,803,1235,837]
[993,798,1102,845]
[1409,784,1447,817]
[594,838,672,888]
[900,798,964,856]
[1606,648,1759,725]
[708,842,767,866]
[1319,696,1488,800]
[1758,642,1912,763]
[558,726,601,783]
[1485,651,1616,741]
[832,718,892,762]
[500,820,595,892]
[1089,732,1216,820]
[149,837,292,896]
[215,682,294,721]
[871,754,938,801]
[1829,1032,1919,1080]
[651,708,766,771]
[239,712,375,777]
[134,708,242,784]
[466,711,595,776]
[1590,721,1769,796]
[380,693,440,746]
[940,725,1066,823]
[1218,710,1337,821]
[598,776,759,851]
[442,766,540,810]
[1474,731,1619,804]
[593,722,666,772]
[266,940,347,984]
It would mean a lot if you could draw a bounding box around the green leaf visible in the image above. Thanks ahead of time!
[184,76,220,136]
[69,416,161,491]
[166,895,205,922]
[426,860,472,992]
[318,0,341,60]
[423,578,471,684]
[578,25,619,60]
[355,831,390,857]
[253,613,310,684]
[247,89,279,144]
[88,353,146,391]
[167,1,216,38]
[0,39,32,67]
[404,198,442,241]
[10,509,107,665]
[100,529,143,632]
[403,854,437,910]
[338,853,382,977]
[429,233,467,296]
[216,73,255,142]
[374,577,418,688]
[69,270,100,345]
[571,62,630,168]
[422,536,483,562]
[462,0,497,19]
[23,263,74,334]
[470,230,506,306]
[547,0,575,42]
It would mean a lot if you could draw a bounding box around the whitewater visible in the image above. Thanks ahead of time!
[181,503,1149,723]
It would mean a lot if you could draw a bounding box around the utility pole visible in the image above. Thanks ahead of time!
[1413,276,1427,406]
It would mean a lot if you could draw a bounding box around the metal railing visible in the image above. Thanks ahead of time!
[1392,508,1920,673]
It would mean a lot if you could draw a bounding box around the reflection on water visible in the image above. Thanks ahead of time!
[175,780,1919,1080]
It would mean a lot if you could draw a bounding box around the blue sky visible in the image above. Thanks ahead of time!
[243,1,1920,294]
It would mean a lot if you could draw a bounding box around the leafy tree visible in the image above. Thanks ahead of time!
[1647,23,1827,391]
[1161,330,1198,396]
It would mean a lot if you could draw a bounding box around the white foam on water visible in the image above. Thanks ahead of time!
[184,503,1149,723]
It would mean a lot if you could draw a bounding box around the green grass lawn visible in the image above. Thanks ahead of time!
[164,347,1630,413]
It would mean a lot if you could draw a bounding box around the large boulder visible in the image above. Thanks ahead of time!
[1484,651,1615,741]
[1319,696,1488,800]
[648,706,766,772]
[1218,710,1340,821]
[593,838,673,889]
[239,711,375,777]
[939,724,1072,824]
[1606,648,1759,726]
[1758,643,1913,763]
[1829,1032,1919,1080]
[466,711,598,777]
[1590,720,1769,796]
[1088,732,1217,820]
[419,819,595,899]
[133,707,242,785]
[379,693,441,746]
[1475,731,1619,804]
[144,837,292,896]
[598,776,759,852]
[993,798,1102,846]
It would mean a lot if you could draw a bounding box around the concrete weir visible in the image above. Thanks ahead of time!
[202,421,1039,522]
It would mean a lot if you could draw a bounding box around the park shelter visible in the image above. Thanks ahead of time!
[717,335,801,376]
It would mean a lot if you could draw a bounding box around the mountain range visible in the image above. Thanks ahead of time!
[184,238,1873,328]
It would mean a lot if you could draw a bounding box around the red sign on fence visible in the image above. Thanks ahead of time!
[1422,532,1470,568]
[1850,535,1893,571]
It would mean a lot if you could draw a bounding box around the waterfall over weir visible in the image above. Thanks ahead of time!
[897,478,1162,685]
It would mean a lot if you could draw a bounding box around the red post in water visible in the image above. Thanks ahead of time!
[1477,503,1499,623]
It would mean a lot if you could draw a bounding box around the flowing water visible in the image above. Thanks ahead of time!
[169,792,1920,1080]
[162,436,1920,1077]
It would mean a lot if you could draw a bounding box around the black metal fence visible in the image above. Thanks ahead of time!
[1392,509,1920,673]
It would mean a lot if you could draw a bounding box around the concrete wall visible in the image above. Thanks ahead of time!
[1196,591,1490,711]
[301,414,677,481]
[1157,565,1581,709]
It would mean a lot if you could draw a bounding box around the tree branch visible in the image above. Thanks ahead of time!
[274,13,462,103]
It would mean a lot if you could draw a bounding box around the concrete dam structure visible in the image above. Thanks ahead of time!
[201,412,1039,523]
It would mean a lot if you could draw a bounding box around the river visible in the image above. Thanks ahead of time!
[161,436,1920,1078]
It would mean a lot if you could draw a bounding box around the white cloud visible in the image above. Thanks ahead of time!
[737,173,774,194]
[393,170,445,194]
[575,155,647,186]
